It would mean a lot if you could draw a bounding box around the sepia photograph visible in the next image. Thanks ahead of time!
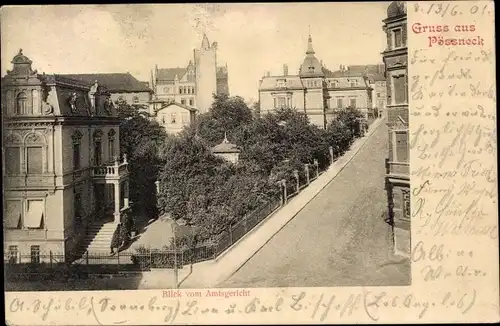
[2,2,411,292]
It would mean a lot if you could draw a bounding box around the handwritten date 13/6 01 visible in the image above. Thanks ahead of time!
[413,3,493,17]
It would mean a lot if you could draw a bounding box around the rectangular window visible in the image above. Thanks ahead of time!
[277,97,286,108]
[73,143,80,170]
[108,139,115,161]
[181,98,186,105]
[30,245,40,264]
[337,98,344,109]
[394,29,402,48]
[393,75,407,104]
[189,99,194,106]
[349,98,356,108]
[350,80,359,87]
[5,201,22,229]
[8,245,18,264]
[27,147,43,174]
[276,79,286,88]
[5,147,21,174]
[395,131,409,162]
[171,113,177,124]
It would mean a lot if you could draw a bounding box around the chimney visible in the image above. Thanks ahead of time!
[266,71,271,77]
[283,64,288,76]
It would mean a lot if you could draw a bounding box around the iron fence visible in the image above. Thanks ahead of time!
[6,140,361,279]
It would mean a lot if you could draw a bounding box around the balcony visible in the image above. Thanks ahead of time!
[91,155,129,181]
[385,159,409,183]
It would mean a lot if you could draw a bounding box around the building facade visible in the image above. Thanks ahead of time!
[60,73,153,109]
[382,1,410,257]
[151,34,229,117]
[259,34,377,129]
[2,50,130,262]
[151,101,197,135]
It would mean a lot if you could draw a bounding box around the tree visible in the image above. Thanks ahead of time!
[325,118,353,158]
[119,100,168,217]
[336,107,364,138]
[191,94,254,146]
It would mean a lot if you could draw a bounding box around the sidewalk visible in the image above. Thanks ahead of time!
[180,117,386,288]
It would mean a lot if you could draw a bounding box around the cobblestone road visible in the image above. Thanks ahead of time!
[219,122,411,288]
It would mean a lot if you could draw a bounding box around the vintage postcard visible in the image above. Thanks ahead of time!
[2,1,498,324]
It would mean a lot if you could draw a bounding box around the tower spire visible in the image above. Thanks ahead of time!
[306,32,315,55]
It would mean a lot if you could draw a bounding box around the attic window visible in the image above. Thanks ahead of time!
[308,66,315,72]
[276,79,286,88]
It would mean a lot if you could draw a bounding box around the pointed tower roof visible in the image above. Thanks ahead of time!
[201,33,210,49]
[299,34,324,78]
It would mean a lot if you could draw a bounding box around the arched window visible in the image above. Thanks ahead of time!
[17,92,28,115]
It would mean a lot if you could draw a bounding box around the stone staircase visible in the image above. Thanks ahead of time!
[75,221,117,257]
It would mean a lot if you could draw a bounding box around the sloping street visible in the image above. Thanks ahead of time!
[219,121,411,288]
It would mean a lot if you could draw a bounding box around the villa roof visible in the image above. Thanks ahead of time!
[59,73,152,93]
[156,67,187,81]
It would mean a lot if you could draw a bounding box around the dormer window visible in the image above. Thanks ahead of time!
[350,79,359,87]
[276,79,286,88]
[16,92,28,115]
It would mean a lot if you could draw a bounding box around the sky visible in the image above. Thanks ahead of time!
[1,3,390,103]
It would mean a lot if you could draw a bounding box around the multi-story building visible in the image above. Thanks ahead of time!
[60,73,153,109]
[150,34,229,119]
[2,50,130,262]
[153,102,197,135]
[382,1,410,257]
[258,34,377,129]
[352,64,387,117]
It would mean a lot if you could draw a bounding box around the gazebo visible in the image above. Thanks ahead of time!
[211,132,241,164]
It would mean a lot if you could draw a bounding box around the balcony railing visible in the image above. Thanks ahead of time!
[387,161,409,177]
[91,155,129,179]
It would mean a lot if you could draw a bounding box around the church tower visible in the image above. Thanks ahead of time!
[194,33,218,114]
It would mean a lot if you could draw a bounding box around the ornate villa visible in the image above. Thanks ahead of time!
[258,34,385,129]
[2,50,130,262]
